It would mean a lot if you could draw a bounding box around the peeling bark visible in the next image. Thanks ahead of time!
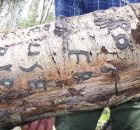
[0,3,139,129]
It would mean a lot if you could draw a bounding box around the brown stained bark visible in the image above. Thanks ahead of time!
[0,3,139,130]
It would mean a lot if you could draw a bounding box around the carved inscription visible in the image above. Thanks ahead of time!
[28,27,41,36]
[0,78,14,89]
[27,79,48,91]
[107,19,131,31]
[100,65,117,74]
[42,24,51,31]
[112,34,129,50]
[0,47,7,56]
[0,64,12,71]
[94,16,130,31]
[19,62,43,72]
[94,16,107,27]
[68,50,91,64]
[28,43,40,56]
[73,71,94,83]
[54,16,68,37]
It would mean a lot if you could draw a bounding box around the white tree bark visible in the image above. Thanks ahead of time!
[0,3,139,130]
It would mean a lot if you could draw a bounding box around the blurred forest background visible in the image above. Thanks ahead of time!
[0,0,54,31]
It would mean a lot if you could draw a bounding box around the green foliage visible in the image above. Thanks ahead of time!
[17,12,54,29]
[18,19,39,29]
[46,12,54,22]
[96,108,110,130]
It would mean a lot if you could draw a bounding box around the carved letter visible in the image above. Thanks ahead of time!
[27,79,48,91]
[0,78,14,89]
[112,34,129,50]
[0,64,12,71]
[19,62,43,72]
[68,50,91,64]
[0,47,7,56]
[107,19,130,31]
[73,71,94,83]
[28,43,40,56]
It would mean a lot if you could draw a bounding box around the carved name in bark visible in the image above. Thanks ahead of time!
[0,3,139,129]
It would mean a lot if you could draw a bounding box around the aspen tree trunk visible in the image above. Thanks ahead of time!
[0,3,139,130]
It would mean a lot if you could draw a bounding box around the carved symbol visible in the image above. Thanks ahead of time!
[0,64,12,71]
[0,47,7,56]
[27,79,48,91]
[68,50,91,64]
[0,78,14,89]
[73,71,94,83]
[19,62,43,72]
[100,65,117,74]
[28,43,40,56]
[53,16,68,37]
[94,17,107,27]
[107,19,130,31]
[94,16,114,27]
[42,24,50,31]
[28,27,41,36]
[112,34,129,50]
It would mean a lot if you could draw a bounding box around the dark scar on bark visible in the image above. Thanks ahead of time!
[27,79,48,91]
[19,62,43,72]
[73,71,94,84]
[0,47,7,56]
[131,22,140,44]
[0,78,14,89]
[68,50,91,64]
[28,43,40,56]
[112,34,129,50]
[100,65,119,95]
[0,64,12,71]
[67,87,85,97]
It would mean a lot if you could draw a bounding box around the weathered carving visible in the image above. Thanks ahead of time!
[112,34,129,50]
[53,16,68,37]
[28,43,40,56]
[27,79,48,91]
[107,19,131,31]
[28,27,41,35]
[42,24,51,31]
[68,50,91,64]
[0,64,12,71]
[0,47,7,56]
[94,16,107,27]
[19,62,43,72]
[73,71,94,83]
[0,78,14,89]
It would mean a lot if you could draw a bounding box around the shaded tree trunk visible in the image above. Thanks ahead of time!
[0,3,139,130]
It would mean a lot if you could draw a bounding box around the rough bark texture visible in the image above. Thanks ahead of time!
[0,3,140,130]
